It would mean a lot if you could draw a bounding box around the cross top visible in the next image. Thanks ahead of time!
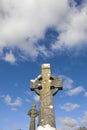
[28,103,38,118]
[30,64,62,96]
[41,64,51,93]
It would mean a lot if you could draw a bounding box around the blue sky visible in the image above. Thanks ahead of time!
[0,0,87,130]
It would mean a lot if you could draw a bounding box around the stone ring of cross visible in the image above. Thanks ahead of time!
[30,74,62,96]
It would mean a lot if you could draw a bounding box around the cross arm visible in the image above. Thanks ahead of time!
[50,75,62,95]
[51,78,62,90]
[30,75,42,95]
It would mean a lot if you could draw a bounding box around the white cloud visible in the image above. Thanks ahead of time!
[5,95,22,107]
[59,117,78,130]
[34,95,40,102]
[60,75,73,89]
[81,111,87,125]
[0,0,87,63]
[60,102,80,111]
[3,51,16,64]
[0,0,70,62]
[52,1,87,50]
[67,86,84,96]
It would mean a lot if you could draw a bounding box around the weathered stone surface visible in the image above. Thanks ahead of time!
[30,64,62,128]
[28,104,38,130]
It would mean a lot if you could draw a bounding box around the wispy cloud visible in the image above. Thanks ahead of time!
[4,95,22,107]
[3,51,16,64]
[84,92,87,97]
[60,75,74,89]
[58,117,78,129]
[60,102,80,112]
[59,75,86,98]
[11,108,18,111]
[25,98,31,103]
[81,111,87,125]
[24,90,31,96]
[67,86,85,96]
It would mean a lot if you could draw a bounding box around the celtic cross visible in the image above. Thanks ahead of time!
[30,64,62,128]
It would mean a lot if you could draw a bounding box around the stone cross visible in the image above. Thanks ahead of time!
[28,104,38,130]
[30,64,62,128]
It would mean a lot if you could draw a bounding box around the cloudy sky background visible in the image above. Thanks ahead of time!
[0,0,87,130]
